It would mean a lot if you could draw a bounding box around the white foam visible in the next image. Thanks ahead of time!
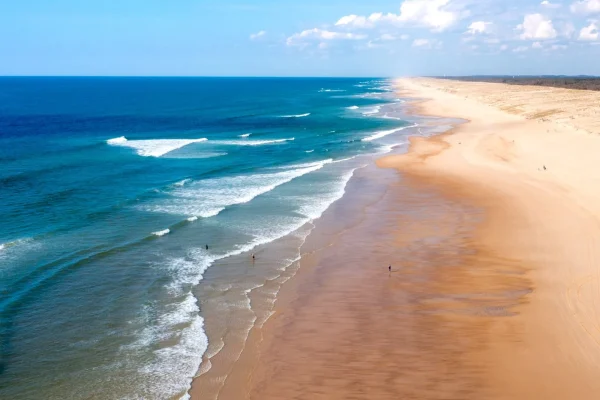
[332,156,356,163]
[305,150,314,153]
[171,152,227,160]
[361,124,418,142]
[122,291,208,400]
[381,114,404,120]
[0,238,40,262]
[187,216,198,222]
[213,138,294,146]
[319,89,345,93]
[238,133,251,138]
[139,165,364,399]
[174,179,191,187]
[107,136,127,144]
[273,159,333,170]
[152,229,170,237]
[297,167,362,220]
[362,105,382,115]
[378,141,409,155]
[142,159,331,218]
[107,137,208,157]
[280,113,310,118]
[347,106,359,110]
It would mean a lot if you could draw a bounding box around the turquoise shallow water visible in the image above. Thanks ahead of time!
[0,77,416,399]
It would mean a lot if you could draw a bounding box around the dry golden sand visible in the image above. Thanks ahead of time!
[191,78,600,399]
[378,78,600,399]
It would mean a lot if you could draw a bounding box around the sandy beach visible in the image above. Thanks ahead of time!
[378,78,600,399]
[190,78,600,399]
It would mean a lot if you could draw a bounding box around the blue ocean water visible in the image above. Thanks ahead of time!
[0,77,415,399]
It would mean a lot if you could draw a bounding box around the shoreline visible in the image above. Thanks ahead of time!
[191,77,600,399]
[188,83,505,398]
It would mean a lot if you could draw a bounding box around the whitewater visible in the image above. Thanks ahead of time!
[0,77,418,400]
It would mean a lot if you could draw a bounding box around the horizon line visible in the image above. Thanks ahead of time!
[1,74,599,79]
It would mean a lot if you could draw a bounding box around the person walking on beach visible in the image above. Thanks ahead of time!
[389,265,392,273]
[205,244,209,250]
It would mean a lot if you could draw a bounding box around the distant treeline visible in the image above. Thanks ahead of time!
[436,76,600,92]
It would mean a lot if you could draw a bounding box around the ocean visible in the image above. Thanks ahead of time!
[0,77,417,399]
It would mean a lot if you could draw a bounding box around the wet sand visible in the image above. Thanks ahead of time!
[191,78,600,399]
[239,172,535,400]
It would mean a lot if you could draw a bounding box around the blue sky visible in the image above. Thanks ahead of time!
[1,0,599,76]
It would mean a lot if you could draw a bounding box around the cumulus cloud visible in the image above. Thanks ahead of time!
[579,21,599,40]
[500,44,509,51]
[286,28,367,46]
[466,21,491,34]
[250,31,267,40]
[334,0,462,32]
[571,0,600,14]
[517,14,558,39]
[541,1,561,8]
[398,0,460,31]
[551,44,568,50]
[532,41,544,48]
[335,13,403,28]
[513,46,529,52]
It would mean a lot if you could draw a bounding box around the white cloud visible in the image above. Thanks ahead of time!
[551,44,568,50]
[513,46,529,52]
[286,28,367,46]
[412,38,442,48]
[541,1,561,8]
[413,38,431,47]
[378,33,409,41]
[336,15,363,26]
[517,14,558,39]
[335,13,402,29]
[250,30,266,40]
[500,44,509,51]
[398,0,460,31]
[467,21,491,34]
[532,41,544,48]
[366,40,384,48]
[579,21,599,40]
[571,0,600,14]
[335,0,461,32]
